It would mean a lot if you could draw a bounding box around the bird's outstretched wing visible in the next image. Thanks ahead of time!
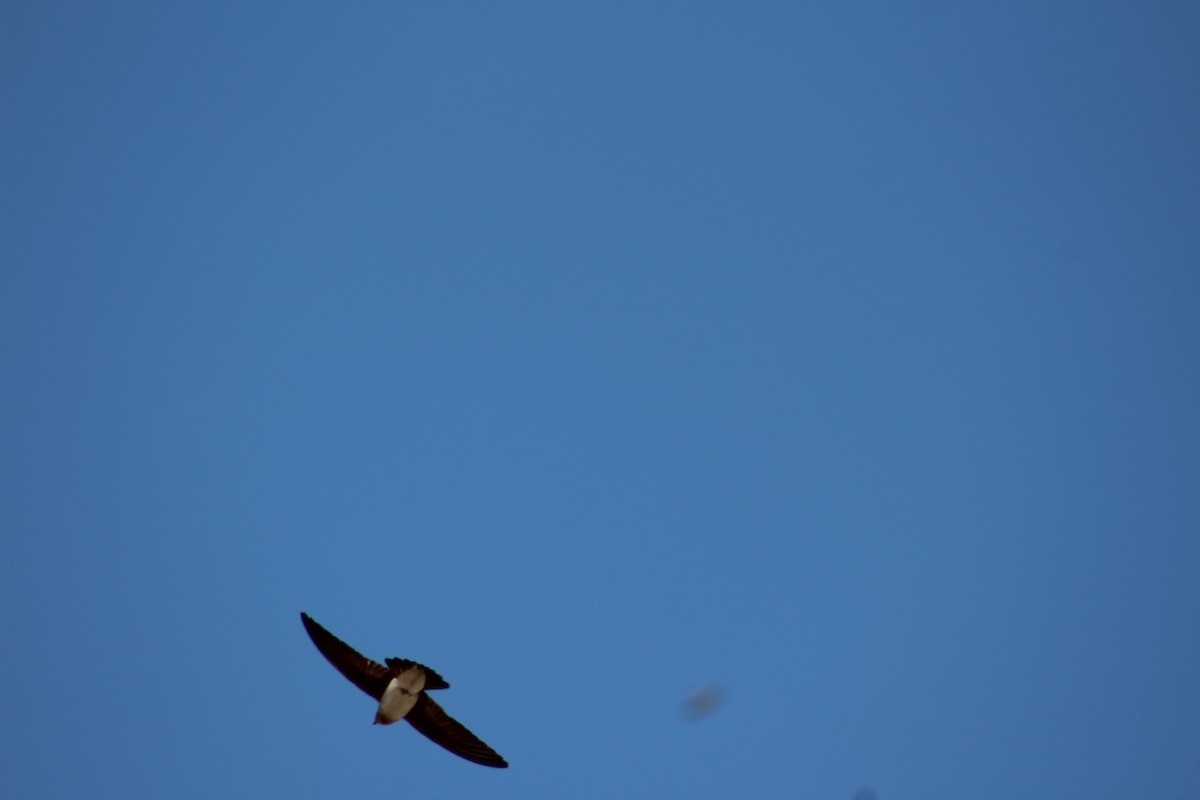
[406,693,509,768]
[300,612,391,700]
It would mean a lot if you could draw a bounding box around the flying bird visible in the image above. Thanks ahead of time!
[299,612,508,768]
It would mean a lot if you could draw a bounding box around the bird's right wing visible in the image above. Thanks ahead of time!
[406,693,509,768]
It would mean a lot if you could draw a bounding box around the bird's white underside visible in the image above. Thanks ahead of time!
[375,665,426,724]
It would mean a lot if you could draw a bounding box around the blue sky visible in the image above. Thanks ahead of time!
[3,2,1199,798]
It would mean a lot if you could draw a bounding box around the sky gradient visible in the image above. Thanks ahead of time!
[3,2,1199,798]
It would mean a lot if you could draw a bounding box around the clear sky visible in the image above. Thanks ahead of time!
[3,2,1199,799]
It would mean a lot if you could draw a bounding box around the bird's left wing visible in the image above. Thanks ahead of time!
[300,612,392,701]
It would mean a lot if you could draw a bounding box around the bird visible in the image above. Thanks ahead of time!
[299,612,508,768]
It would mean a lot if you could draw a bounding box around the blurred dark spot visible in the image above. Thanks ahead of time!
[683,685,724,720]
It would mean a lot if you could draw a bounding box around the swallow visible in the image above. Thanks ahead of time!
[300,612,508,768]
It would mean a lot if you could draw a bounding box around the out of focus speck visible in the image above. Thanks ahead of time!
[683,686,725,720]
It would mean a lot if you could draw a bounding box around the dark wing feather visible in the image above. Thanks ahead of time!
[300,612,391,700]
[405,693,508,768]
[384,657,450,690]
